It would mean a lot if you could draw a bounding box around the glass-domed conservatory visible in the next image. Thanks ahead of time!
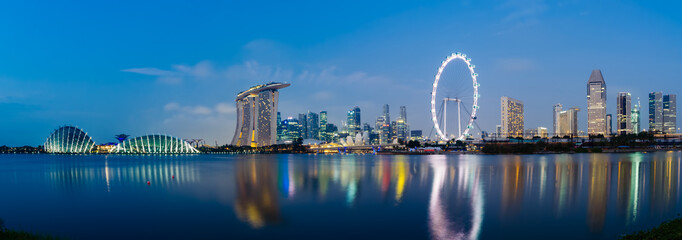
[44,126,95,153]
[110,134,199,154]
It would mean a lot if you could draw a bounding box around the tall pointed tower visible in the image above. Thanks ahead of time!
[587,69,607,136]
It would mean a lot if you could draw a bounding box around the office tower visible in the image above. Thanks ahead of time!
[559,107,580,137]
[347,106,361,134]
[631,99,640,133]
[307,112,319,140]
[298,113,308,139]
[649,92,663,132]
[383,104,391,124]
[391,121,397,140]
[375,116,390,144]
[410,130,422,141]
[495,125,502,138]
[501,96,524,138]
[319,111,328,141]
[285,117,302,141]
[587,69,607,136]
[553,103,563,136]
[616,92,632,135]
[231,82,290,147]
[276,112,282,141]
[397,106,408,140]
[362,123,372,132]
[538,127,548,138]
[606,114,612,135]
[663,94,677,134]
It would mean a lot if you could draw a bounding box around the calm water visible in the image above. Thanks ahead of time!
[1,152,681,239]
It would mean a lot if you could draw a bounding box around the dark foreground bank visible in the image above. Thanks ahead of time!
[621,217,682,240]
[0,219,64,240]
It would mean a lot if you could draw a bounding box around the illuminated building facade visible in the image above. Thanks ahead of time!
[44,126,95,154]
[501,96,524,138]
[396,106,408,140]
[538,127,548,138]
[663,94,677,134]
[231,82,290,147]
[553,103,562,136]
[617,92,632,135]
[631,99,640,133]
[298,113,308,139]
[559,107,580,137]
[111,134,199,154]
[587,69,607,136]
[347,106,361,134]
[649,92,663,133]
[606,114,612,135]
[307,112,319,140]
[319,111,329,142]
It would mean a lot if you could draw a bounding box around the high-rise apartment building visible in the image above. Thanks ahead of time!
[558,107,580,137]
[617,92,632,135]
[649,92,663,132]
[538,127,548,138]
[663,94,677,134]
[553,103,563,136]
[231,82,290,147]
[501,96,524,138]
[587,69,607,136]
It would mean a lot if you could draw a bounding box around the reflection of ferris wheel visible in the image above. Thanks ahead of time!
[431,52,480,141]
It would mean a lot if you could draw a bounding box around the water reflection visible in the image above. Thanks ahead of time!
[6,152,682,239]
[45,155,199,192]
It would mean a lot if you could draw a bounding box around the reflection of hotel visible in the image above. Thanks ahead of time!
[231,82,290,147]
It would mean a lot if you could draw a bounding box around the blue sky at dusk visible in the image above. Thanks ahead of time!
[1,0,681,146]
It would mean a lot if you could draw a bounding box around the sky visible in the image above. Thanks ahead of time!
[1,0,682,146]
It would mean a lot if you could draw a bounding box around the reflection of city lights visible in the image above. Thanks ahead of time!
[428,156,483,240]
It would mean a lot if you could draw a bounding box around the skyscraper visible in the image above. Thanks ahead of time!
[383,104,390,124]
[631,99,640,133]
[649,92,663,132]
[319,111,328,141]
[663,94,677,134]
[382,104,391,139]
[617,92,632,135]
[396,106,408,140]
[307,111,319,140]
[231,82,290,147]
[558,107,580,137]
[553,103,563,136]
[347,106,361,134]
[298,113,308,139]
[587,69,607,136]
[501,96,524,138]
[606,114,612,135]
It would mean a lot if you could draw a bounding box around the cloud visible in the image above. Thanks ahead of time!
[164,102,214,115]
[122,60,217,84]
[215,102,236,114]
[496,0,548,35]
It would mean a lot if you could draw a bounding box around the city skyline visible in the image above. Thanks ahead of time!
[2,1,682,145]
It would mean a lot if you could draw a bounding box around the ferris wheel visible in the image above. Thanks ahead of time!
[431,52,480,141]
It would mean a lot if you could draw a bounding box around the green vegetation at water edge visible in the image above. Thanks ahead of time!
[621,217,682,240]
[0,219,66,240]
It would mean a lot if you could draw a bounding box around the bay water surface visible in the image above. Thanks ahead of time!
[1,152,681,239]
